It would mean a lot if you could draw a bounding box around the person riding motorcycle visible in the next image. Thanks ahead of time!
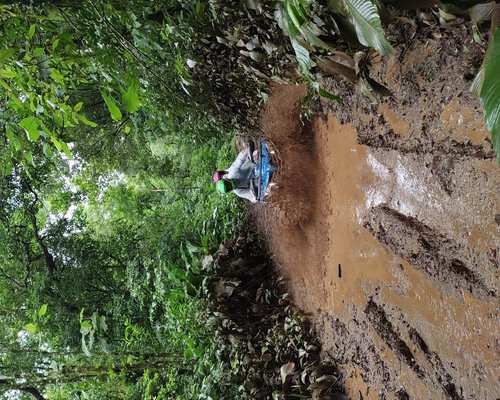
[213,143,258,203]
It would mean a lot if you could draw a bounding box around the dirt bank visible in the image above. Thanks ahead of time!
[256,22,499,400]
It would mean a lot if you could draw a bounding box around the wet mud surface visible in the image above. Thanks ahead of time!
[364,205,497,299]
[256,23,499,400]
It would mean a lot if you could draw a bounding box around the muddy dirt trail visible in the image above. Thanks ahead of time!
[257,25,499,400]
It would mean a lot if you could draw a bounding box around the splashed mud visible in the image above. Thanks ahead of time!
[256,23,499,400]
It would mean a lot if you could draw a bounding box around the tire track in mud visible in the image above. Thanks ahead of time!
[408,329,463,400]
[363,205,498,299]
[319,298,468,400]
[364,299,465,400]
[364,299,424,378]
[318,314,395,395]
[357,120,496,160]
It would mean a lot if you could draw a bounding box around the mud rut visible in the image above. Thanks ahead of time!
[256,25,499,400]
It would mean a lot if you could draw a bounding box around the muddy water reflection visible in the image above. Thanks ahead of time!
[274,115,499,399]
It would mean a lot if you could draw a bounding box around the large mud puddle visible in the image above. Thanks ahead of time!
[264,115,499,400]
[258,92,499,398]
[257,26,500,400]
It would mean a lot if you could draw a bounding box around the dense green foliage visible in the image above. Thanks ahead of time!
[1,0,499,398]
[0,1,245,398]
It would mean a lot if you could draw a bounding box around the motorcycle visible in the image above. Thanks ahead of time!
[250,139,277,203]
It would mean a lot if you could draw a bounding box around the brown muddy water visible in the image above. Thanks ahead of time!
[257,30,499,397]
[262,112,499,400]
[256,25,500,400]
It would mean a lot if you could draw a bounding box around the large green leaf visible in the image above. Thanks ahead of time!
[27,24,36,40]
[38,304,48,317]
[25,323,37,334]
[19,116,40,141]
[101,91,122,121]
[122,84,141,113]
[0,48,15,63]
[0,70,17,78]
[74,102,83,112]
[50,68,65,85]
[284,0,302,39]
[51,137,73,159]
[291,38,312,75]
[480,26,500,161]
[75,113,98,127]
[344,0,394,54]
[300,22,336,51]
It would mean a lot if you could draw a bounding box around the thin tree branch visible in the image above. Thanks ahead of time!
[21,180,57,273]
[0,265,24,290]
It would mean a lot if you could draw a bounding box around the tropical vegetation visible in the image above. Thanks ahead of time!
[0,0,499,399]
